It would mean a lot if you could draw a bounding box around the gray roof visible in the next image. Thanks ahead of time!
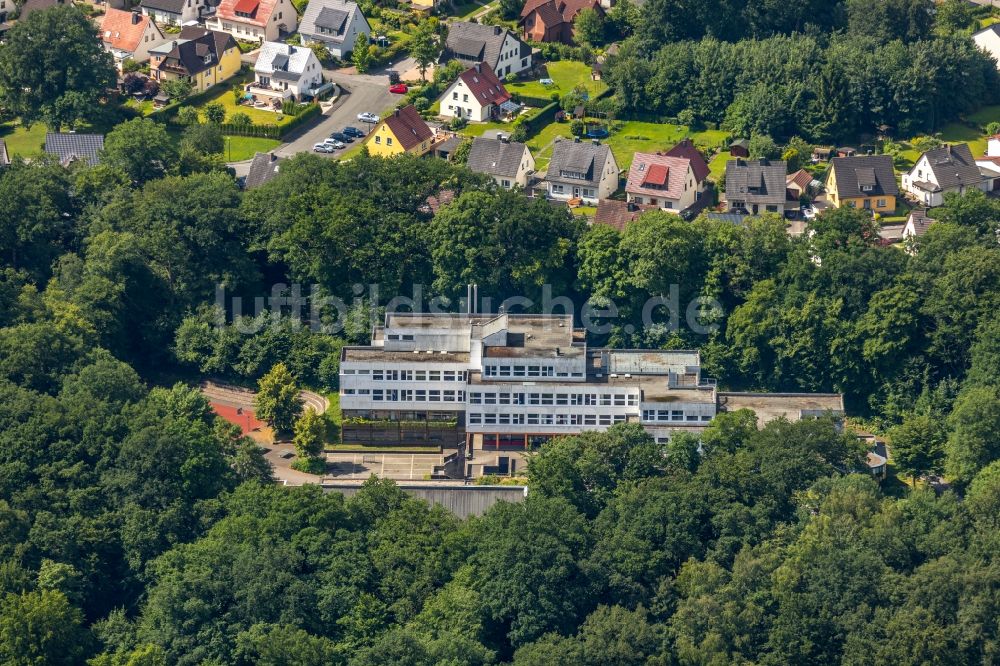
[244,151,283,189]
[918,144,983,190]
[546,140,613,186]
[444,22,528,70]
[140,0,186,14]
[829,155,899,199]
[467,137,530,178]
[44,133,104,166]
[300,0,367,44]
[725,159,787,205]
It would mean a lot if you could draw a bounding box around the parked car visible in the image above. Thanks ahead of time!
[389,83,408,94]
[357,112,379,124]
[329,131,353,143]
[324,138,346,149]
[342,126,365,138]
[801,204,817,220]
[313,143,335,153]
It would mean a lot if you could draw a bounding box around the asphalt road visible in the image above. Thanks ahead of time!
[274,70,399,158]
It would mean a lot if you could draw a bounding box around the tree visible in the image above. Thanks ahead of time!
[102,118,178,184]
[888,414,946,481]
[255,362,303,434]
[181,122,225,156]
[176,106,200,125]
[451,138,473,164]
[0,590,90,665]
[574,8,605,47]
[232,439,275,484]
[353,33,372,73]
[935,0,973,32]
[203,102,226,124]
[229,112,252,128]
[410,20,440,82]
[0,5,116,128]
[747,133,781,160]
[161,78,193,102]
[945,386,1000,486]
[293,408,326,462]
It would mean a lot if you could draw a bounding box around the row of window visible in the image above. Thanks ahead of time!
[468,413,628,426]
[482,365,584,378]
[386,334,415,341]
[642,409,713,423]
[469,392,637,407]
[344,389,465,402]
[342,369,467,382]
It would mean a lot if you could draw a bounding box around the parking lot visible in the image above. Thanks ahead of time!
[327,452,443,480]
[275,70,399,158]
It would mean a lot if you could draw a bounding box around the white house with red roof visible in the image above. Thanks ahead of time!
[100,8,167,70]
[625,151,705,213]
[439,63,514,122]
[206,0,297,43]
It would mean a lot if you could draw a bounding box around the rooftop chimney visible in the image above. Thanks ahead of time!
[394,108,400,117]
[131,10,141,23]
[475,63,481,73]
[494,26,501,35]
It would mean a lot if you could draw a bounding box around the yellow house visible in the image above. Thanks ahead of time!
[150,27,242,94]
[826,155,898,213]
[365,105,436,157]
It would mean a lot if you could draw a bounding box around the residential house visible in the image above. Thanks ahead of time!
[299,0,370,59]
[519,0,603,44]
[593,199,651,231]
[974,134,1000,192]
[44,133,104,167]
[724,159,787,215]
[251,41,323,102]
[625,151,704,213]
[903,208,932,239]
[785,169,814,201]
[365,105,436,157]
[973,24,1000,71]
[100,9,167,70]
[545,138,619,204]
[439,63,513,122]
[140,0,211,26]
[442,22,532,79]
[14,0,66,23]
[466,135,535,188]
[729,138,749,158]
[825,155,898,213]
[150,27,241,94]
[243,152,283,189]
[665,138,710,183]
[901,143,989,207]
[206,0,297,43]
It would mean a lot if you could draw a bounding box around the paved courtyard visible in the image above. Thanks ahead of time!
[326,452,442,480]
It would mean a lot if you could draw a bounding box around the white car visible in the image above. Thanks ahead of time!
[323,138,346,149]
[357,112,379,124]
[801,205,816,220]
[313,143,335,153]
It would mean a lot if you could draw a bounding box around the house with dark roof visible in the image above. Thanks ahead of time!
[365,105,436,157]
[901,143,989,207]
[724,159,787,215]
[439,63,514,122]
[545,138,619,204]
[519,0,603,44]
[206,0,297,43]
[466,135,534,189]
[300,0,370,59]
[100,9,167,70]
[826,155,899,214]
[150,28,241,94]
[243,152,283,189]
[140,0,211,26]
[593,199,651,231]
[442,22,532,79]
[44,133,104,167]
[665,138,709,182]
[626,152,704,213]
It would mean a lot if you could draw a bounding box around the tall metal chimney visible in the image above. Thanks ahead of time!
[466,284,472,313]
[473,284,478,314]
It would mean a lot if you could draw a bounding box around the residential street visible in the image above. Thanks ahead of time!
[273,69,398,158]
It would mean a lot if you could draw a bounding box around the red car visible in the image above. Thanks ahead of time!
[389,83,408,94]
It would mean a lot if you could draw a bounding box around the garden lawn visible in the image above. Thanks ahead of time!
[185,75,297,127]
[508,61,607,99]
[224,136,281,161]
[0,121,48,158]
[708,151,729,181]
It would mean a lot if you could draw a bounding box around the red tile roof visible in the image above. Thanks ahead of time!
[626,152,691,200]
[216,0,274,26]
[382,105,434,151]
[457,63,511,107]
[100,9,154,53]
[786,169,812,190]
[664,138,709,183]
[521,0,601,22]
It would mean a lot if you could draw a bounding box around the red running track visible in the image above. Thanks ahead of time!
[210,402,266,435]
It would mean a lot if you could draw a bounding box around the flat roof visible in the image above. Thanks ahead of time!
[342,347,470,363]
[719,392,844,423]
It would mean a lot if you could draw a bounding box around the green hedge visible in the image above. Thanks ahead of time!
[516,94,559,108]
[184,103,321,139]
[520,101,559,134]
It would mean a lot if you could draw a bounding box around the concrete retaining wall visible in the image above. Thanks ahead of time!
[322,483,527,518]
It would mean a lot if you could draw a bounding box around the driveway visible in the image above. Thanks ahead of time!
[274,69,399,158]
